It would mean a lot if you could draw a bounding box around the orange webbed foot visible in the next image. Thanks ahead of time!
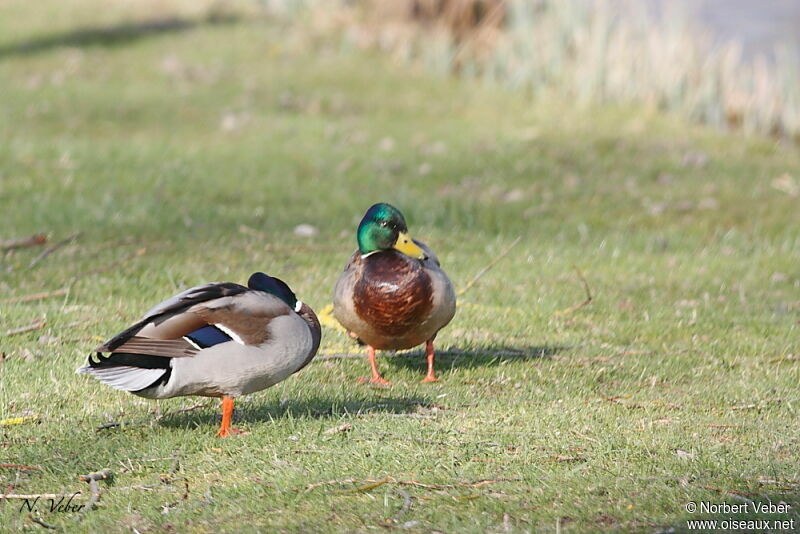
[360,345,391,386]
[421,340,440,383]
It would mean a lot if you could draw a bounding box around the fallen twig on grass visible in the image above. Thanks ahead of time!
[29,515,58,530]
[1,234,47,251]
[1,288,69,304]
[77,469,112,519]
[168,455,181,475]
[387,488,412,524]
[79,469,113,483]
[29,232,81,268]
[335,477,392,494]
[458,236,522,297]
[159,453,182,484]
[553,265,593,316]
[4,319,46,337]
[540,455,587,463]
[464,478,523,488]
[0,463,41,471]
[770,354,797,363]
[162,402,209,418]
[80,481,100,517]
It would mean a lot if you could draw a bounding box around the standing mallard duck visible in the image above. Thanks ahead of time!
[77,273,321,437]
[333,203,456,384]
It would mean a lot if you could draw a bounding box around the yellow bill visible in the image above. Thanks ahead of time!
[393,232,427,260]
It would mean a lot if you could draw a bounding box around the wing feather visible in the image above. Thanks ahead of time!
[191,292,293,345]
[110,336,198,358]
[95,282,248,352]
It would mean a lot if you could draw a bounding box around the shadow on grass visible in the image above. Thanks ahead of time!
[0,13,240,59]
[656,492,800,533]
[379,344,565,373]
[156,394,432,431]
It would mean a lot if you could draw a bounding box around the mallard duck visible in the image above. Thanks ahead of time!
[333,203,456,384]
[77,273,321,437]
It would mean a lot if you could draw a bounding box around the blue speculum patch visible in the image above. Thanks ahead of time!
[185,325,232,348]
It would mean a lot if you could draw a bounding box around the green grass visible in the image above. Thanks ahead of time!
[1,1,799,532]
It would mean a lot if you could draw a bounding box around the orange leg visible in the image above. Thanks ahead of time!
[421,340,438,383]
[358,345,391,385]
[217,396,235,437]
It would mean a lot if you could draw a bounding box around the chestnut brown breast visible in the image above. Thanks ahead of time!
[353,252,433,337]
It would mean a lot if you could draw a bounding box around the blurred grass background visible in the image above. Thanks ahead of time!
[322,0,800,139]
[1,0,799,532]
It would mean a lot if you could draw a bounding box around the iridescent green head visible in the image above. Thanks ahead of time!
[356,203,427,259]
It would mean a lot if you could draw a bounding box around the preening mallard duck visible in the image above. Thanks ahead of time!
[77,273,321,437]
[333,203,456,384]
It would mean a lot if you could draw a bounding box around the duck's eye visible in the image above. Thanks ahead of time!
[379,220,389,227]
